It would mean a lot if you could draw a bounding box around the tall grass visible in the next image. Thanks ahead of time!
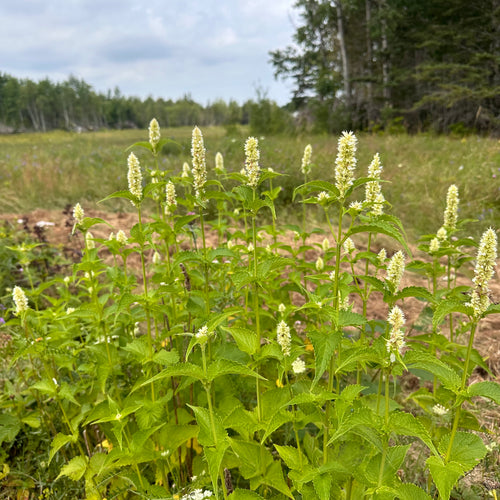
[0,129,498,238]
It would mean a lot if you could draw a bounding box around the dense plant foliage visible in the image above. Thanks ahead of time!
[1,120,499,499]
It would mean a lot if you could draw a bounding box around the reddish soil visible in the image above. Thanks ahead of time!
[3,208,499,381]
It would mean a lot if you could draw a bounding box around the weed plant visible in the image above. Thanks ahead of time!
[1,120,499,500]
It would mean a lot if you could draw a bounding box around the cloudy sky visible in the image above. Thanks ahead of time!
[1,0,299,105]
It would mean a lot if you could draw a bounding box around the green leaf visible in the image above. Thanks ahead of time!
[388,411,438,456]
[426,456,464,500]
[49,433,77,464]
[308,329,341,389]
[366,445,410,487]
[394,483,433,500]
[99,189,137,205]
[347,222,409,255]
[232,270,255,289]
[78,217,109,232]
[31,378,58,396]
[262,460,294,498]
[438,431,486,471]
[207,359,264,382]
[0,414,21,444]
[189,405,227,448]
[223,326,259,356]
[158,424,198,453]
[433,299,471,329]
[261,410,294,443]
[57,455,88,481]
[393,286,436,303]
[123,338,151,363]
[293,180,339,201]
[274,444,307,470]
[206,307,241,331]
[337,310,366,327]
[405,351,461,391]
[313,472,333,500]
[205,444,229,498]
[229,489,265,499]
[133,362,205,392]
[152,349,180,366]
[468,381,500,404]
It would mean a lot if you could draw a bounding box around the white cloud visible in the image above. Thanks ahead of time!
[0,0,297,104]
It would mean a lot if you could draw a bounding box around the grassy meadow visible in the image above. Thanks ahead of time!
[0,124,499,500]
[0,127,498,240]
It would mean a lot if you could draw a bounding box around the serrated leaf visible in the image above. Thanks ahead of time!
[152,349,179,366]
[261,409,294,443]
[426,456,464,500]
[293,180,339,201]
[133,362,205,392]
[468,381,500,404]
[207,359,263,382]
[405,351,461,391]
[262,460,293,498]
[308,329,341,389]
[393,286,435,303]
[0,414,21,444]
[49,433,78,464]
[394,483,432,500]
[189,405,227,448]
[347,221,409,255]
[229,489,265,499]
[313,472,332,500]
[205,444,229,498]
[223,326,259,356]
[158,424,199,453]
[433,299,471,329]
[438,431,486,471]
[232,270,255,289]
[337,310,366,327]
[99,189,138,205]
[388,411,438,456]
[57,455,88,481]
[274,444,307,470]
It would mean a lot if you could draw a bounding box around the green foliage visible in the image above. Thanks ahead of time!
[0,123,498,500]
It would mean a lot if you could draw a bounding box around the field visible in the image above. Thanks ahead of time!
[0,125,499,500]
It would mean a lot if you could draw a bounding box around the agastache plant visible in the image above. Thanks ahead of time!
[335,131,357,198]
[244,136,260,188]
[191,126,207,200]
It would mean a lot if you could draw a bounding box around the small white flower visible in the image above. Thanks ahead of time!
[247,242,254,253]
[278,303,286,314]
[292,357,306,374]
[66,307,75,314]
[432,404,449,416]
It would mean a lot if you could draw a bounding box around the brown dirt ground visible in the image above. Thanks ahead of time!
[3,208,500,382]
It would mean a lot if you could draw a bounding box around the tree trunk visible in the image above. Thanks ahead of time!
[379,0,390,106]
[335,0,351,109]
[365,0,374,123]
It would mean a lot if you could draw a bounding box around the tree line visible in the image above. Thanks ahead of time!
[0,73,291,134]
[270,0,500,133]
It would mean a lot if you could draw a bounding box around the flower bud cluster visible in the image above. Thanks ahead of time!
[301,144,312,175]
[468,228,497,317]
[244,137,260,188]
[335,131,357,198]
[127,152,143,203]
[386,250,405,292]
[191,126,207,199]
[277,320,291,357]
[386,306,406,363]
[365,153,385,215]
